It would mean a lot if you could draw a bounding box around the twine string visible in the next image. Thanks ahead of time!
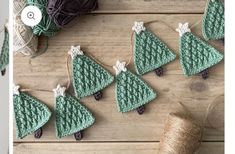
[20,19,202,92]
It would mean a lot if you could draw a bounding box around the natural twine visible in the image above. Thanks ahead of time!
[159,113,202,154]
[13,0,38,56]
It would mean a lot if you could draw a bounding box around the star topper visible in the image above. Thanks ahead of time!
[68,45,84,59]
[53,84,66,97]
[113,60,127,75]
[132,21,146,35]
[176,23,191,37]
[13,84,20,95]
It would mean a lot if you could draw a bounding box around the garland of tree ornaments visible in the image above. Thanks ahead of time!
[13,19,224,140]
[0,23,9,76]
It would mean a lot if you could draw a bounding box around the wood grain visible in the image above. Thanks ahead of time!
[95,0,207,13]
[14,142,224,154]
[13,14,224,142]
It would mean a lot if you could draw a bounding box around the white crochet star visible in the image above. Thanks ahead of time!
[176,23,191,37]
[13,84,20,95]
[53,84,66,97]
[68,45,84,59]
[132,21,146,34]
[113,60,127,75]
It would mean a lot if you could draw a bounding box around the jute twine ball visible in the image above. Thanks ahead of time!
[13,0,38,56]
[159,113,202,154]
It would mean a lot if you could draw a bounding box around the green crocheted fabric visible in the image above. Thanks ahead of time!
[55,92,95,138]
[115,69,156,113]
[0,27,9,71]
[27,0,60,37]
[72,54,114,98]
[134,30,176,75]
[14,91,52,139]
[202,0,224,40]
[179,32,223,76]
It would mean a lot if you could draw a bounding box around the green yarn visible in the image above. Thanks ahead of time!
[179,31,223,76]
[134,29,176,75]
[115,69,156,113]
[72,54,114,99]
[202,0,224,40]
[26,0,60,37]
[55,91,95,138]
[14,91,52,139]
[0,27,9,71]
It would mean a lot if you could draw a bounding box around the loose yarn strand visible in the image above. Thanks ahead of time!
[66,54,72,89]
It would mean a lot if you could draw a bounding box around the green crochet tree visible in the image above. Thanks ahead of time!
[176,23,223,79]
[54,85,95,140]
[13,84,52,139]
[132,22,176,76]
[0,25,9,76]
[69,46,114,101]
[113,61,157,114]
[202,0,224,40]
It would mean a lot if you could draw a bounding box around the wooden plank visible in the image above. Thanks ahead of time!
[95,0,207,13]
[13,14,224,77]
[13,14,224,142]
[14,142,224,154]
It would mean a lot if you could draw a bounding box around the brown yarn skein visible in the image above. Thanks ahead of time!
[47,0,98,27]
[159,113,202,154]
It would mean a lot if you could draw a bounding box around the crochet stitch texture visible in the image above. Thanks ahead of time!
[14,92,52,139]
[134,30,176,75]
[72,55,114,98]
[202,0,224,40]
[115,70,156,112]
[180,32,223,76]
[0,28,9,71]
[55,93,95,138]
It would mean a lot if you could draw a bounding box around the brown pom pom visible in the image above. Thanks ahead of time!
[93,91,103,101]
[47,0,98,27]
[34,128,43,139]
[155,67,164,77]
[201,69,209,80]
[1,69,6,76]
[136,105,145,115]
[74,131,83,141]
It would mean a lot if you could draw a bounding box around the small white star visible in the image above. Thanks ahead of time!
[132,21,146,34]
[68,45,84,59]
[113,60,127,75]
[53,85,66,97]
[13,84,20,95]
[176,23,191,37]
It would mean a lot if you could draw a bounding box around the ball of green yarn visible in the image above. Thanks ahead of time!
[26,0,60,37]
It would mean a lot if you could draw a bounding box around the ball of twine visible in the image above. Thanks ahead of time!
[13,0,38,56]
[159,113,202,154]
[47,0,98,27]
[27,0,60,37]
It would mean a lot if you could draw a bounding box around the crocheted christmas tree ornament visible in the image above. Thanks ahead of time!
[13,84,52,139]
[54,85,95,140]
[202,0,224,40]
[132,22,176,77]
[69,46,114,101]
[176,23,223,79]
[113,61,157,114]
[0,24,9,76]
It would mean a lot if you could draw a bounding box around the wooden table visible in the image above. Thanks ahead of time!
[14,0,224,153]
